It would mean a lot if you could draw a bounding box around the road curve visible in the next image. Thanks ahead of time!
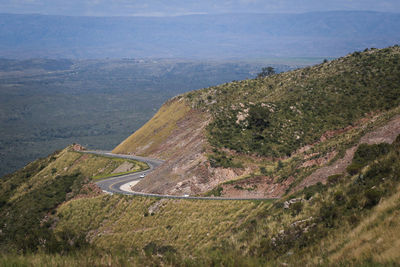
[84,150,277,201]
[82,150,164,194]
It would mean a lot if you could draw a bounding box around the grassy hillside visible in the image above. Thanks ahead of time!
[54,137,400,266]
[113,98,191,158]
[1,46,400,265]
[189,46,400,157]
[0,136,399,265]
[0,47,400,266]
[0,147,147,253]
[114,46,400,197]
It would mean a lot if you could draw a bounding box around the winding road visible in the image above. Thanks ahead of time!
[84,151,277,200]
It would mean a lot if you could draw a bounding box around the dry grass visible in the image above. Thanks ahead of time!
[112,97,191,158]
[54,195,271,255]
[8,148,146,202]
[327,185,400,264]
[0,251,153,267]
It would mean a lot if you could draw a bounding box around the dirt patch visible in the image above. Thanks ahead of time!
[133,108,212,195]
[70,154,89,168]
[292,114,400,193]
[301,151,338,168]
[221,176,295,199]
[293,147,357,193]
[133,107,256,196]
[72,144,85,151]
[111,161,134,174]
[359,114,400,145]
[68,182,103,200]
[295,113,377,156]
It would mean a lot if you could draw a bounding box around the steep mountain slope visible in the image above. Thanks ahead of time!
[113,98,214,195]
[1,135,400,266]
[115,46,400,197]
[0,146,146,252]
[1,46,400,266]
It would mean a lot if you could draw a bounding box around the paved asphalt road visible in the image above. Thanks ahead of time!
[85,150,277,201]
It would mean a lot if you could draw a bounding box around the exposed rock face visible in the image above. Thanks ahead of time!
[116,96,400,197]
[220,175,295,199]
[148,199,168,215]
[111,47,400,198]
[131,107,212,195]
[292,114,400,193]
[111,162,134,174]
[301,151,338,168]
[131,106,250,195]
[72,144,85,151]
[131,111,400,197]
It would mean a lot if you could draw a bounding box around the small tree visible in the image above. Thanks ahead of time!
[257,67,275,78]
[277,160,284,170]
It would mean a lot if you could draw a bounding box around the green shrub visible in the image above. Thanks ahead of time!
[234,185,244,190]
[333,190,346,205]
[0,171,85,253]
[346,162,364,175]
[327,174,343,185]
[208,150,243,168]
[203,48,400,158]
[291,202,303,216]
[347,143,391,175]
[206,186,223,197]
[277,160,284,170]
[302,182,326,200]
[259,166,268,175]
[364,188,382,209]
[353,143,391,166]
[346,196,360,210]
[319,203,338,228]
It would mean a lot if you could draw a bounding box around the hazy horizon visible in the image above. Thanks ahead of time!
[1,0,400,17]
[2,9,400,18]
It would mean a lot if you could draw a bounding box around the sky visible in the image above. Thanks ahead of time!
[1,0,400,16]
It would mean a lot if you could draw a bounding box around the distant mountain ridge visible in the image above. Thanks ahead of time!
[1,11,400,59]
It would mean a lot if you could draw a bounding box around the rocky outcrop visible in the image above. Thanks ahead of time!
[292,114,400,193]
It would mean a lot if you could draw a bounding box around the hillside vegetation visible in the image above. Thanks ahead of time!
[113,98,191,158]
[115,46,400,197]
[0,136,400,265]
[0,147,146,253]
[1,46,400,265]
[190,46,400,157]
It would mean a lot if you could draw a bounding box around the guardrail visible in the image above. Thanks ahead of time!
[100,188,278,201]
